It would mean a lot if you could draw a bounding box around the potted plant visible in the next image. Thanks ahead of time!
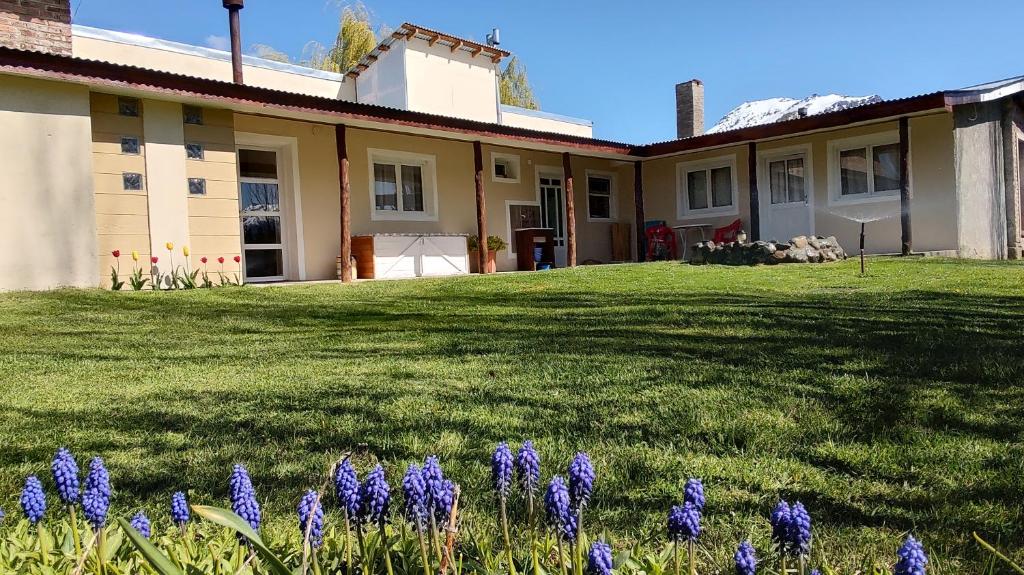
[467,235,508,273]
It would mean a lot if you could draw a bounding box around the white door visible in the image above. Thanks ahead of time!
[238,148,286,282]
[420,236,469,277]
[760,152,813,242]
[538,173,566,266]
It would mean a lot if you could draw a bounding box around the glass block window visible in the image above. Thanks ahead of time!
[188,178,207,195]
[123,172,143,190]
[120,136,140,155]
[118,97,139,117]
[183,105,203,125]
[185,143,204,160]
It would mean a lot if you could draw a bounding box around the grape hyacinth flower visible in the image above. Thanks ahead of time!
[434,478,455,525]
[667,502,701,542]
[734,541,757,575]
[51,448,80,506]
[568,452,595,511]
[515,440,541,492]
[492,442,514,499]
[229,464,261,533]
[20,476,46,525]
[171,491,190,528]
[0,507,5,524]
[335,459,361,520]
[359,464,390,527]
[769,500,792,554]
[894,535,928,575]
[810,571,822,575]
[544,476,576,543]
[402,463,428,529]
[587,541,613,575]
[422,456,445,510]
[130,511,152,539]
[297,490,325,549]
[82,457,110,530]
[683,478,705,512]
[788,502,812,558]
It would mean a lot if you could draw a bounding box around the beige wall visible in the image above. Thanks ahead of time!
[142,99,190,283]
[0,76,96,290]
[499,108,595,138]
[403,38,500,123]
[185,107,240,273]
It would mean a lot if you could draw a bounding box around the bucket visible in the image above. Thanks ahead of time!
[536,262,553,271]
[533,247,544,262]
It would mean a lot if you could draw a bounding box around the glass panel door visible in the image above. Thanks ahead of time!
[238,149,285,281]
[539,176,564,246]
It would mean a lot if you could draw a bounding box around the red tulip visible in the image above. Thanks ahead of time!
[217,256,225,264]
[200,256,208,264]
[233,255,241,263]
[151,256,159,264]
[112,250,120,258]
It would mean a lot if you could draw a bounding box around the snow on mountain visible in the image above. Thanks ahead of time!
[706,93,883,134]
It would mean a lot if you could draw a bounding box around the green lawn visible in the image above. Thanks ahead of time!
[0,258,1022,573]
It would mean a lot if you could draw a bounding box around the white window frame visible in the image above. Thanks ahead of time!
[368,148,439,222]
[491,152,521,184]
[675,154,739,220]
[585,169,617,222]
[827,131,905,207]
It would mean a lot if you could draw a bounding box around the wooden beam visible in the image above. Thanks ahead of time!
[563,152,577,267]
[899,116,912,255]
[337,124,352,282]
[378,43,390,52]
[473,141,488,274]
[471,46,483,57]
[449,40,462,53]
[634,160,646,262]
[428,33,439,47]
[748,141,760,242]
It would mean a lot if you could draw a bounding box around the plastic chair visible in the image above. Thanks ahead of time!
[645,224,677,261]
[712,219,743,244]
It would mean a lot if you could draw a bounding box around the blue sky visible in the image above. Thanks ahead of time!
[73,0,1024,144]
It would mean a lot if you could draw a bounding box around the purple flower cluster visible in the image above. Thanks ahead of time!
[684,478,705,512]
[491,442,514,499]
[894,535,928,575]
[587,540,613,575]
[667,502,700,542]
[82,457,111,530]
[20,476,46,525]
[734,541,757,575]
[297,490,325,548]
[334,459,360,519]
[130,511,151,539]
[229,464,261,532]
[422,456,454,524]
[770,500,792,554]
[769,500,812,557]
[171,491,190,526]
[515,441,541,492]
[51,448,80,506]
[544,476,576,543]
[568,452,595,511]
[402,463,428,529]
[359,464,390,528]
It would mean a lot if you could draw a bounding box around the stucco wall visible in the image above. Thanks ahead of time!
[0,76,96,291]
[185,107,240,271]
[355,42,408,110]
[403,38,499,123]
[954,101,1008,259]
[499,108,595,138]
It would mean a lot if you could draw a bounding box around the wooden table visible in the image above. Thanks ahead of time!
[672,224,714,260]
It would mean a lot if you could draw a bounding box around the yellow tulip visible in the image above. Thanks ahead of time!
[131,250,139,262]
[166,242,174,251]
[182,246,190,257]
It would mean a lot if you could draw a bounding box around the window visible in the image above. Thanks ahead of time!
[120,136,139,155]
[118,97,139,117]
[586,171,616,221]
[368,149,438,221]
[183,105,203,125]
[491,152,521,183]
[676,156,738,218]
[507,202,542,254]
[186,143,204,160]
[768,158,805,204]
[188,178,206,195]
[828,132,902,204]
[122,172,143,190]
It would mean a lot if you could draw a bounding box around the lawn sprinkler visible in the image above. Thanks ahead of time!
[859,222,866,275]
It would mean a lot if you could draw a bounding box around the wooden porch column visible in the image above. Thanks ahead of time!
[899,116,912,255]
[336,124,352,282]
[748,141,760,242]
[473,141,488,274]
[634,160,646,261]
[562,152,577,267]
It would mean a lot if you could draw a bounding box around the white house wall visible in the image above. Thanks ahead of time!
[402,38,499,123]
[355,42,408,110]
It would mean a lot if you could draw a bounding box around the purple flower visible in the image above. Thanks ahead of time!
[359,464,390,527]
[587,540,613,575]
[492,442,514,499]
[82,457,110,530]
[568,452,595,511]
[403,463,428,529]
[684,478,705,512]
[515,441,541,492]
[0,507,5,524]
[422,456,445,509]
[734,541,757,575]
[229,464,261,532]
[434,478,455,524]
[544,476,577,543]
[334,459,360,518]
[130,511,151,539]
[20,476,46,525]
[51,448,80,506]
[788,502,811,557]
[894,535,928,575]
[769,500,792,554]
[171,491,190,526]
[667,502,700,542]
[297,490,325,548]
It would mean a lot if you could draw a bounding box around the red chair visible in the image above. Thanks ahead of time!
[712,218,743,244]
[645,224,677,261]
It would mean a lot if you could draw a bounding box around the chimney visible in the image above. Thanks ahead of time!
[0,0,71,55]
[222,0,244,84]
[675,79,704,139]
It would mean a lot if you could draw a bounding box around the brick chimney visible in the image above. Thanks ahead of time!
[675,79,704,139]
[0,0,71,55]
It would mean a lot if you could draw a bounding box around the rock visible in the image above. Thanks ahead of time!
[808,236,823,250]
[791,235,809,249]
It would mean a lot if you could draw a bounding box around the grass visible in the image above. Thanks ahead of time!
[0,257,1022,573]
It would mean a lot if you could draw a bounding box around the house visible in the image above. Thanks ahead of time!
[1,0,1022,291]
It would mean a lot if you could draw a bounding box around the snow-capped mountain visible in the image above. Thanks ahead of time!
[706,93,883,134]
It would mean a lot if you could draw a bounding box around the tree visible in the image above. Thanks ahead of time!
[301,2,378,73]
[499,56,539,110]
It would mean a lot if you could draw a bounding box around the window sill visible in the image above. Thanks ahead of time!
[586,216,616,223]
[371,210,439,222]
[491,176,520,184]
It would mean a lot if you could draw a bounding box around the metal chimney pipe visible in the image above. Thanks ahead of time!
[222,0,244,84]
